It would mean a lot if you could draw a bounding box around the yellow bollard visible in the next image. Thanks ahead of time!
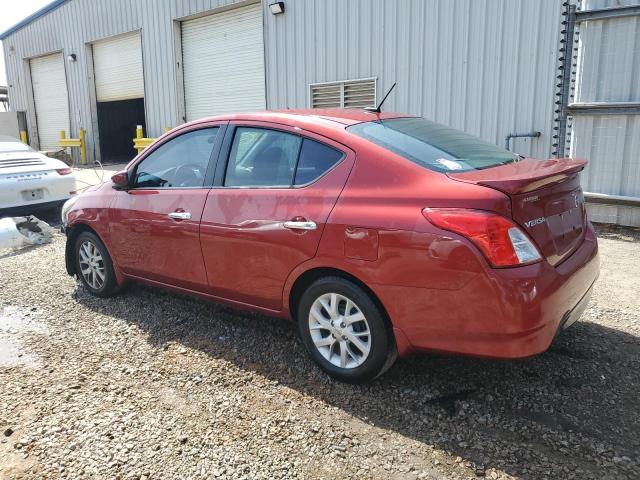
[58,130,86,164]
[132,126,157,154]
[164,127,171,133]
[20,130,28,144]
[135,125,143,153]
[79,129,87,165]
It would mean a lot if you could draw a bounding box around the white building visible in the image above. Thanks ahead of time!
[1,0,638,224]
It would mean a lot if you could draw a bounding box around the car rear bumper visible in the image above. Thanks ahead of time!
[0,173,75,210]
[376,222,600,359]
[0,199,68,216]
[558,279,594,332]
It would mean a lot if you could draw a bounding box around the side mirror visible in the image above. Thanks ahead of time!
[111,170,130,190]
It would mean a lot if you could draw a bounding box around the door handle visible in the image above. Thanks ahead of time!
[283,220,317,231]
[168,211,192,220]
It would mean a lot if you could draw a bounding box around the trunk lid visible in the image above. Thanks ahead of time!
[0,152,57,175]
[448,158,588,266]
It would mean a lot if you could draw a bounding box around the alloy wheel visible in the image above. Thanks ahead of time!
[78,240,106,290]
[308,292,371,369]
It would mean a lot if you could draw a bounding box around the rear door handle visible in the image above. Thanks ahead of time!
[283,220,317,231]
[168,211,192,220]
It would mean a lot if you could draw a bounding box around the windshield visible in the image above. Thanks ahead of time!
[0,136,34,153]
[347,117,518,173]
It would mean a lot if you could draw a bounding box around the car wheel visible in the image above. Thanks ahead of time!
[74,231,119,297]
[297,276,397,383]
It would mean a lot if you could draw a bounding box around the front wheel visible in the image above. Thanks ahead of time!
[74,231,119,297]
[297,277,396,383]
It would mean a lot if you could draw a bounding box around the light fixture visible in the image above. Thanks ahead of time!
[67,53,77,62]
[269,1,285,15]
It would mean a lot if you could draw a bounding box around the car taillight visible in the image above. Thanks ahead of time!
[422,208,542,267]
[56,168,73,175]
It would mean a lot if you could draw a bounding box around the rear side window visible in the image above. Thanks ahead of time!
[294,139,343,185]
[347,117,517,173]
[224,127,344,187]
[225,127,301,187]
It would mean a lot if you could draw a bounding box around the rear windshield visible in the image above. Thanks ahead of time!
[347,117,518,173]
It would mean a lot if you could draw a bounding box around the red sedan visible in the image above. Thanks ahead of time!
[62,110,599,383]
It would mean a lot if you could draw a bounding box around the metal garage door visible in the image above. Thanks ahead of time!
[182,3,266,121]
[30,53,70,151]
[92,31,144,102]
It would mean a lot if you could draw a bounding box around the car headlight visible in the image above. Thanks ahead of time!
[61,195,80,227]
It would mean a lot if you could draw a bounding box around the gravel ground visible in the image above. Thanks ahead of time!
[0,225,638,479]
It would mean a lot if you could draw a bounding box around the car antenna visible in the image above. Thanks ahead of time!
[364,82,396,113]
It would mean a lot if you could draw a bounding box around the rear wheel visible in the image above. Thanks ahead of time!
[74,231,119,297]
[297,276,396,383]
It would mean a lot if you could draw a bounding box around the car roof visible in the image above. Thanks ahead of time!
[184,109,413,131]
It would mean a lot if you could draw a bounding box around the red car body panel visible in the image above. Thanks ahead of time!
[449,157,588,194]
[199,120,355,310]
[449,157,589,266]
[64,110,600,361]
[109,188,210,290]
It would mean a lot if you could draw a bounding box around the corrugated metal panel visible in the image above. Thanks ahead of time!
[182,3,265,120]
[93,31,144,102]
[1,0,252,162]
[575,15,640,103]
[572,115,640,195]
[264,0,566,159]
[30,52,70,151]
[2,0,566,163]
[583,0,639,9]
[570,2,640,226]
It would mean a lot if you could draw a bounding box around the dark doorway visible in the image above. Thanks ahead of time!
[97,98,145,163]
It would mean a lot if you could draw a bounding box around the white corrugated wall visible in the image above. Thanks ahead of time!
[570,0,640,226]
[584,0,639,8]
[264,0,566,159]
[3,0,567,164]
[1,0,257,162]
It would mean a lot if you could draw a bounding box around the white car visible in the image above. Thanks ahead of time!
[0,135,75,213]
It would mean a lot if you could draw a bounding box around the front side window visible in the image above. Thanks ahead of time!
[347,117,518,173]
[224,127,301,187]
[133,127,219,188]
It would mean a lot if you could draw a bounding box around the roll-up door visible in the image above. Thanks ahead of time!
[30,53,70,151]
[92,32,145,162]
[182,3,266,121]
[93,32,144,102]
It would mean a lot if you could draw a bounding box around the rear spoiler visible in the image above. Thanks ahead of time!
[447,158,587,195]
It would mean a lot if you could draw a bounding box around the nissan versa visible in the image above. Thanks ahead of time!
[62,110,599,383]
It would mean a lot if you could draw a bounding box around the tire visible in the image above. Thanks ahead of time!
[74,231,119,298]
[297,276,397,383]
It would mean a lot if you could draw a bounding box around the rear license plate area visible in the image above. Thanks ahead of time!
[21,189,44,201]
